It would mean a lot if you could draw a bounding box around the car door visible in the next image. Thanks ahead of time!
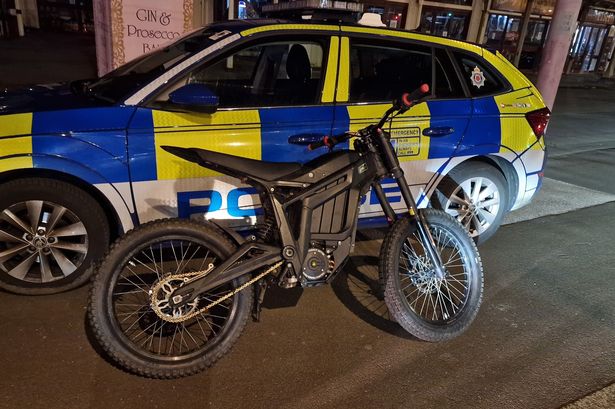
[126,34,340,227]
[450,51,511,158]
[333,37,471,219]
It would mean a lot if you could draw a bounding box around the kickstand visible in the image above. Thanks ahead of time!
[252,278,269,322]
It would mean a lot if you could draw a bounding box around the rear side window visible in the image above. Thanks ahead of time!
[453,52,509,97]
[434,48,465,99]
[349,42,432,103]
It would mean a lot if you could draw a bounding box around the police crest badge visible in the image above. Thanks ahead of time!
[470,66,485,88]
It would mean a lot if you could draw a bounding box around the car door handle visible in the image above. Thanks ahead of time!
[422,127,455,137]
[288,133,325,145]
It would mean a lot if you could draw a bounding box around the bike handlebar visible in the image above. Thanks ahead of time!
[308,84,430,151]
[400,83,430,111]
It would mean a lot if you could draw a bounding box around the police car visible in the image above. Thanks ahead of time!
[0,17,549,294]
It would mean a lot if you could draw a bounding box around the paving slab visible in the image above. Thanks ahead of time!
[503,177,615,225]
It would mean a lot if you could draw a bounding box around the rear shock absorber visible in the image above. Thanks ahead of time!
[257,195,277,243]
[257,216,276,242]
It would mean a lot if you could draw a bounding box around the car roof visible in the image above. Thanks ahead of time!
[204,18,487,57]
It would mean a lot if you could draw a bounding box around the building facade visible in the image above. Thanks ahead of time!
[4,0,614,77]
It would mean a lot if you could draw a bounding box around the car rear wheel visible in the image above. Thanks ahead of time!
[0,178,110,295]
[434,163,508,245]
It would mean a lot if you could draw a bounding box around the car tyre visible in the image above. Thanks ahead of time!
[0,178,110,295]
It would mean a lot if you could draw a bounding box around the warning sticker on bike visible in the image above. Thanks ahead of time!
[390,127,421,156]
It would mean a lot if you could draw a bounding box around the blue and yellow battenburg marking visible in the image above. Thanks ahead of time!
[0,113,33,172]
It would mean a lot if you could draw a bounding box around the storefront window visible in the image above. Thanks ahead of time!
[428,0,472,5]
[518,20,549,69]
[491,0,554,16]
[363,1,407,28]
[419,7,470,40]
[525,20,548,45]
[483,14,520,61]
[569,25,610,73]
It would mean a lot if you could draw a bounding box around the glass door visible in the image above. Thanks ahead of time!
[569,25,609,72]
[419,7,471,40]
[484,14,521,61]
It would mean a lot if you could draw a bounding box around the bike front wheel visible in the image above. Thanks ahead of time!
[382,209,483,341]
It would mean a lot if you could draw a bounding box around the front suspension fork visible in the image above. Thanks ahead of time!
[373,130,446,279]
[393,174,446,280]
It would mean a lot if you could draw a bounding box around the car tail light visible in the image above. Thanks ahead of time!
[525,107,551,138]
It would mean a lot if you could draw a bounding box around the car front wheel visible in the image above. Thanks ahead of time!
[0,178,110,295]
[434,163,508,245]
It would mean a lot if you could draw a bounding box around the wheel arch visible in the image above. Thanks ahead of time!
[0,168,128,240]
[436,155,519,212]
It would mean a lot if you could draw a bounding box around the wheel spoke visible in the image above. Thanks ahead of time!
[478,183,497,201]
[46,205,67,232]
[39,252,55,282]
[479,198,499,209]
[458,180,472,199]
[26,200,44,232]
[50,240,88,254]
[477,208,496,225]
[2,209,32,234]
[471,178,483,204]
[0,229,27,243]
[7,251,38,280]
[448,193,469,207]
[50,222,86,237]
[49,247,77,277]
[0,243,29,262]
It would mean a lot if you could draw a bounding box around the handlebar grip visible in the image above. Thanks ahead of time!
[401,84,430,110]
[308,136,333,151]
[308,140,326,151]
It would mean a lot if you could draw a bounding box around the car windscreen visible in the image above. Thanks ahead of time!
[86,29,222,104]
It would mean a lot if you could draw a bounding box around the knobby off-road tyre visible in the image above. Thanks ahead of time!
[382,209,483,342]
[0,178,109,295]
[88,219,253,379]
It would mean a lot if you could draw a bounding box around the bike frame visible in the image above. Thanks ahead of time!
[171,96,446,305]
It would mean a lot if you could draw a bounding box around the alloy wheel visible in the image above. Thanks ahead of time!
[0,200,88,283]
[442,177,501,238]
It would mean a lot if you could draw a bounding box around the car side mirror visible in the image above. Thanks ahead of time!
[168,83,219,114]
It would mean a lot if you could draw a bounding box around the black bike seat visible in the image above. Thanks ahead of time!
[161,146,303,181]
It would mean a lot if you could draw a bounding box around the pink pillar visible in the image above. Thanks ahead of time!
[536,0,583,110]
[93,0,113,76]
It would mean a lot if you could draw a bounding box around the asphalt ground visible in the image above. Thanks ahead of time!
[1,33,615,409]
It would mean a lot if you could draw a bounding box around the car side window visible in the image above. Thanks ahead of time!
[434,48,465,99]
[158,40,325,108]
[453,52,508,97]
[349,41,432,103]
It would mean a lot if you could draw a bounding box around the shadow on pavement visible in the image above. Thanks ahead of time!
[331,255,414,340]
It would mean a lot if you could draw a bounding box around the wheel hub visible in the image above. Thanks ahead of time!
[407,255,440,295]
[31,235,48,250]
[150,275,199,321]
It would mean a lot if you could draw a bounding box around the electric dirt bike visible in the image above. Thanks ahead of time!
[88,85,483,378]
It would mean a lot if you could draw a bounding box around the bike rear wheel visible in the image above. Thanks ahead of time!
[382,209,483,341]
[88,219,253,378]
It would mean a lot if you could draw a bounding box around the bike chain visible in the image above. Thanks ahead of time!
[149,261,284,324]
